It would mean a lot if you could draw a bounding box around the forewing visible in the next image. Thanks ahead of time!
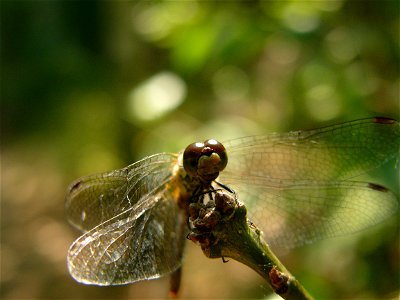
[220,118,399,248]
[222,118,400,182]
[65,153,178,232]
[223,178,398,249]
[67,188,188,285]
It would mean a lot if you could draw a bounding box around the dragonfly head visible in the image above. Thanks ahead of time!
[183,139,228,182]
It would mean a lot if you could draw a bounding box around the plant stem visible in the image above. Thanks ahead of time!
[188,191,313,300]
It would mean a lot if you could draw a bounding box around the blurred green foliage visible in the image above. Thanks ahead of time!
[1,1,399,299]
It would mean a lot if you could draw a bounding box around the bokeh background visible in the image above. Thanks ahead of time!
[1,1,399,299]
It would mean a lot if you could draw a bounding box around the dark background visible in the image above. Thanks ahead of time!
[1,1,399,299]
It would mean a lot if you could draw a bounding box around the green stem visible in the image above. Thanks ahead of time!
[189,192,313,300]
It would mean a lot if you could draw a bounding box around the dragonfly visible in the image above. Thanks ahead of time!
[65,117,399,294]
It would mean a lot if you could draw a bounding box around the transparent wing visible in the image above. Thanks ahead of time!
[219,118,399,248]
[222,118,400,181]
[65,153,178,232]
[222,178,398,249]
[67,188,188,285]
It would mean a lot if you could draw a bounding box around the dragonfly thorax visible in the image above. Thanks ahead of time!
[183,139,228,183]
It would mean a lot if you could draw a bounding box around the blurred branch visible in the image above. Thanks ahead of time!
[188,190,313,300]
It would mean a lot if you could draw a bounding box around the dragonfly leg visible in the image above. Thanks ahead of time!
[221,257,229,263]
[169,267,182,298]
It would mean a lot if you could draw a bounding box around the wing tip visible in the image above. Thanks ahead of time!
[366,182,399,214]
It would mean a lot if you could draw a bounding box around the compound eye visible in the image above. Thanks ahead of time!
[203,139,228,172]
[183,142,205,177]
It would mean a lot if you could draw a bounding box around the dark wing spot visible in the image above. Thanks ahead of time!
[367,182,389,193]
[69,180,82,192]
[372,117,396,124]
